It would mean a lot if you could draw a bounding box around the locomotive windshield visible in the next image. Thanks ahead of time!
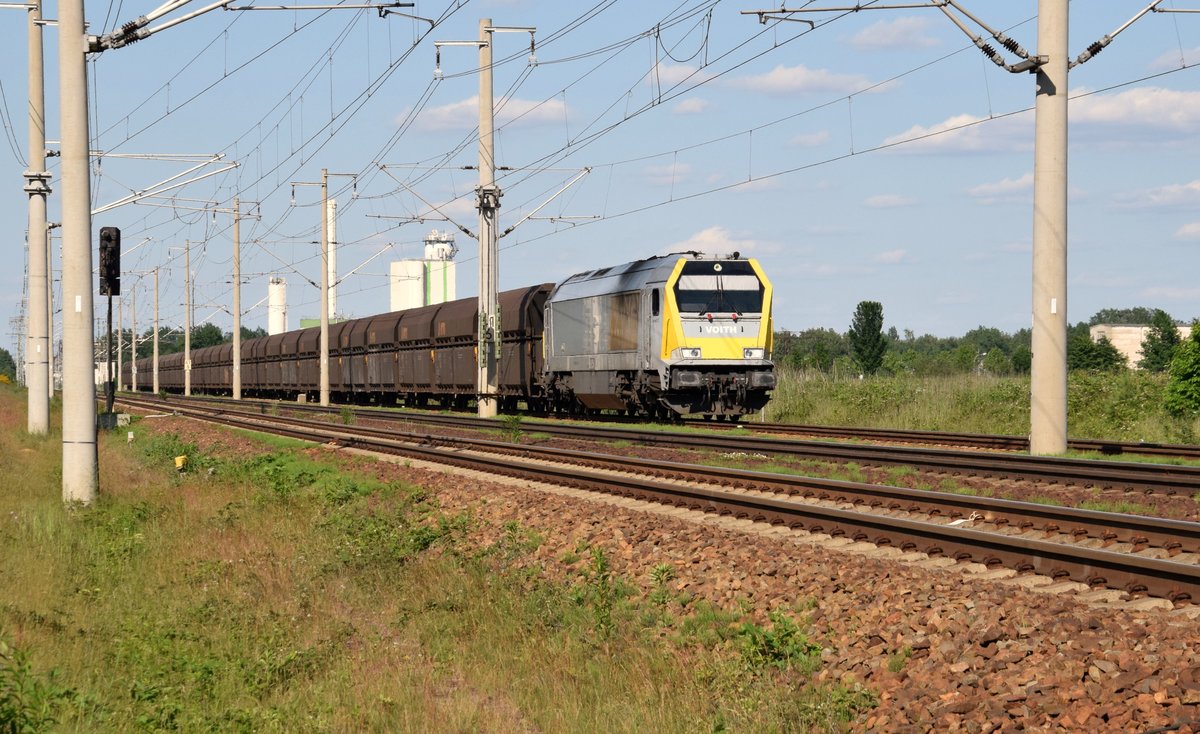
[673,260,764,314]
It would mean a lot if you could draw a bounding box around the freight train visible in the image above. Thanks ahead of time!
[123,252,776,418]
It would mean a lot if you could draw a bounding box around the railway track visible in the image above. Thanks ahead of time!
[117,394,1200,604]
[710,421,1200,460]
[122,393,1200,497]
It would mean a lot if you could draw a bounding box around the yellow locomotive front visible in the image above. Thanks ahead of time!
[657,256,775,417]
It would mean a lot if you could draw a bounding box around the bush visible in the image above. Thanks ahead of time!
[1165,323,1200,419]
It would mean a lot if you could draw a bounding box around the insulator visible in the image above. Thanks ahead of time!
[1001,37,1020,54]
[1088,41,1104,58]
[121,20,142,45]
[981,43,997,60]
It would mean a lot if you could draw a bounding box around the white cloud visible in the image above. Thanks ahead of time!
[414,96,566,131]
[663,226,760,257]
[672,98,709,115]
[1112,180,1200,209]
[739,64,873,95]
[883,113,1031,154]
[874,249,908,264]
[789,130,831,147]
[1142,285,1200,301]
[968,173,1033,204]
[849,17,938,50]
[1072,87,1200,135]
[652,62,709,87]
[864,194,914,209]
[644,162,692,186]
[1150,47,1200,71]
[1175,222,1200,240]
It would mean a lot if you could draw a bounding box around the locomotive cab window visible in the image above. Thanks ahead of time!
[652,289,660,317]
[673,261,764,314]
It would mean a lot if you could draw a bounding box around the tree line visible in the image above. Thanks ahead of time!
[776,302,1200,418]
[101,325,270,360]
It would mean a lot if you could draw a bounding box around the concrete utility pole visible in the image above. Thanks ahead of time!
[184,239,192,397]
[436,19,535,418]
[232,198,242,400]
[50,0,409,505]
[327,198,337,319]
[320,169,329,406]
[477,18,500,418]
[293,170,354,406]
[1029,0,1069,455]
[131,282,137,391]
[740,0,1167,455]
[117,296,123,391]
[23,0,51,435]
[153,268,159,394]
[58,0,97,503]
[47,231,54,398]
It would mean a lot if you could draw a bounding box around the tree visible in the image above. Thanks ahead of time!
[781,328,848,372]
[1165,323,1200,418]
[1067,334,1125,372]
[848,301,887,376]
[1088,307,1159,326]
[981,350,1012,375]
[190,323,225,350]
[1011,345,1032,374]
[0,347,15,381]
[1138,309,1181,373]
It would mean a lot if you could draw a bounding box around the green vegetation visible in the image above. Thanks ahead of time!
[102,324,271,359]
[848,301,887,376]
[1166,323,1200,428]
[498,414,525,443]
[0,347,16,382]
[767,369,1200,444]
[1139,310,1183,373]
[0,385,873,732]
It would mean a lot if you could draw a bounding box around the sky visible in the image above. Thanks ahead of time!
[1,0,1199,366]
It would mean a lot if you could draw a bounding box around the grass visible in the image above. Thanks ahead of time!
[0,384,874,732]
[767,368,1200,445]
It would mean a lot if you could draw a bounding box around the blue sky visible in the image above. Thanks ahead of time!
[1,0,1198,361]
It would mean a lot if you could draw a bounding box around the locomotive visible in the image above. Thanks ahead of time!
[124,252,775,418]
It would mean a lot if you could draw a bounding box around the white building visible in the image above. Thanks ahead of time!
[1089,324,1191,368]
[390,230,457,311]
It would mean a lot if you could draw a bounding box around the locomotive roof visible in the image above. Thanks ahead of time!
[549,253,747,301]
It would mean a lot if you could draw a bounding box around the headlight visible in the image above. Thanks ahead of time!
[674,348,702,359]
[743,348,765,359]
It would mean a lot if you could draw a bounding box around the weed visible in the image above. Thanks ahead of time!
[484,520,543,563]
[1079,499,1155,515]
[1027,495,1065,507]
[737,611,822,673]
[887,646,912,673]
[498,414,524,443]
[585,547,616,641]
[1,637,72,732]
[339,405,355,425]
[648,563,676,608]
